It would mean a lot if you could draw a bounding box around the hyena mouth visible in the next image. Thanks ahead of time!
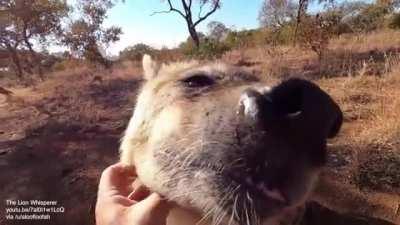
[216,169,290,223]
[229,171,288,205]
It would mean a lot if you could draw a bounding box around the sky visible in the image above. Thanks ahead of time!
[66,0,345,56]
[101,0,265,55]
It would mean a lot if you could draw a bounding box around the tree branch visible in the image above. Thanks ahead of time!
[188,0,192,10]
[181,0,190,16]
[151,0,186,18]
[198,1,205,20]
[193,0,220,27]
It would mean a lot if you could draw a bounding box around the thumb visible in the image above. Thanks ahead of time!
[127,193,171,225]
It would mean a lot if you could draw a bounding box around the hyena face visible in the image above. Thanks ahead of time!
[120,55,343,225]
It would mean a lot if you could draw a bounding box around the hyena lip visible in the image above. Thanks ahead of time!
[183,161,289,206]
[217,177,289,224]
[226,171,289,206]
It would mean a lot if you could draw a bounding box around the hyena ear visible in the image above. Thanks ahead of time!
[142,54,160,80]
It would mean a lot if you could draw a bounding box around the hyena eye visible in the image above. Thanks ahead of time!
[181,74,215,88]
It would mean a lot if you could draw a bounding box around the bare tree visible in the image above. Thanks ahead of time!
[259,0,297,28]
[0,33,23,79]
[292,0,333,43]
[207,21,230,41]
[258,0,316,42]
[293,0,309,42]
[154,0,221,47]
[377,0,400,10]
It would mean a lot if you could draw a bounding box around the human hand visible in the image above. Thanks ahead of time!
[96,163,170,225]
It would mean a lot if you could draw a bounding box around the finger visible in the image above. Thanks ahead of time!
[98,163,137,196]
[128,179,151,201]
[138,193,169,210]
[127,193,171,225]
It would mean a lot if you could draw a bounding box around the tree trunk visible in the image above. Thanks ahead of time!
[293,0,308,45]
[24,38,43,80]
[6,45,23,80]
[188,26,200,48]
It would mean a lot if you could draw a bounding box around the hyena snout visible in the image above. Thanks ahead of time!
[237,78,343,140]
[229,78,344,205]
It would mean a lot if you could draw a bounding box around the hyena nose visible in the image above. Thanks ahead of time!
[238,85,301,129]
[237,78,343,139]
[238,88,273,127]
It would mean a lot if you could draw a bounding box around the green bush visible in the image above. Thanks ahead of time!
[83,43,112,68]
[225,30,252,48]
[51,59,83,71]
[264,24,296,45]
[224,29,267,48]
[346,4,389,32]
[322,10,351,35]
[52,61,66,71]
[183,38,231,59]
[119,43,156,61]
[389,13,400,29]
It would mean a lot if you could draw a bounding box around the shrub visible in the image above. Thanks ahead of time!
[41,55,61,72]
[297,15,336,62]
[227,30,251,48]
[52,61,66,71]
[119,43,156,61]
[224,29,269,49]
[264,24,296,45]
[322,10,349,35]
[155,48,184,62]
[52,59,84,71]
[346,4,389,32]
[182,38,231,59]
[389,13,400,29]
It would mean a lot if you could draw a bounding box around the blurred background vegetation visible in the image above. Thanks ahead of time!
[1,0,400,82]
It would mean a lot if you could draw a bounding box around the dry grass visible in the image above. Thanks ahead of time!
[330,29,400,53]
[318,64,400,193]
[3,64,141,142]
[223,29,400,80]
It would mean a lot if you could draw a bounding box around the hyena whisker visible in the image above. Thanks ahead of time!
[212,184,238,225]
[228,194,239,225]
[197,201,216,225]
[244,192,251,225]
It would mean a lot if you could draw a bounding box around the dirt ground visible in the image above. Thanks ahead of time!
[1,34,400,224]
[0,69,142,225]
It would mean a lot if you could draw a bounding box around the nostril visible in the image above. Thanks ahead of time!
[238,89,270,123]
[238,84,305,126]
[285,88,303,115]
[268,85,303,118]
[269,78,344,139]
[265,82,304,118]
[240,94,259,119]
